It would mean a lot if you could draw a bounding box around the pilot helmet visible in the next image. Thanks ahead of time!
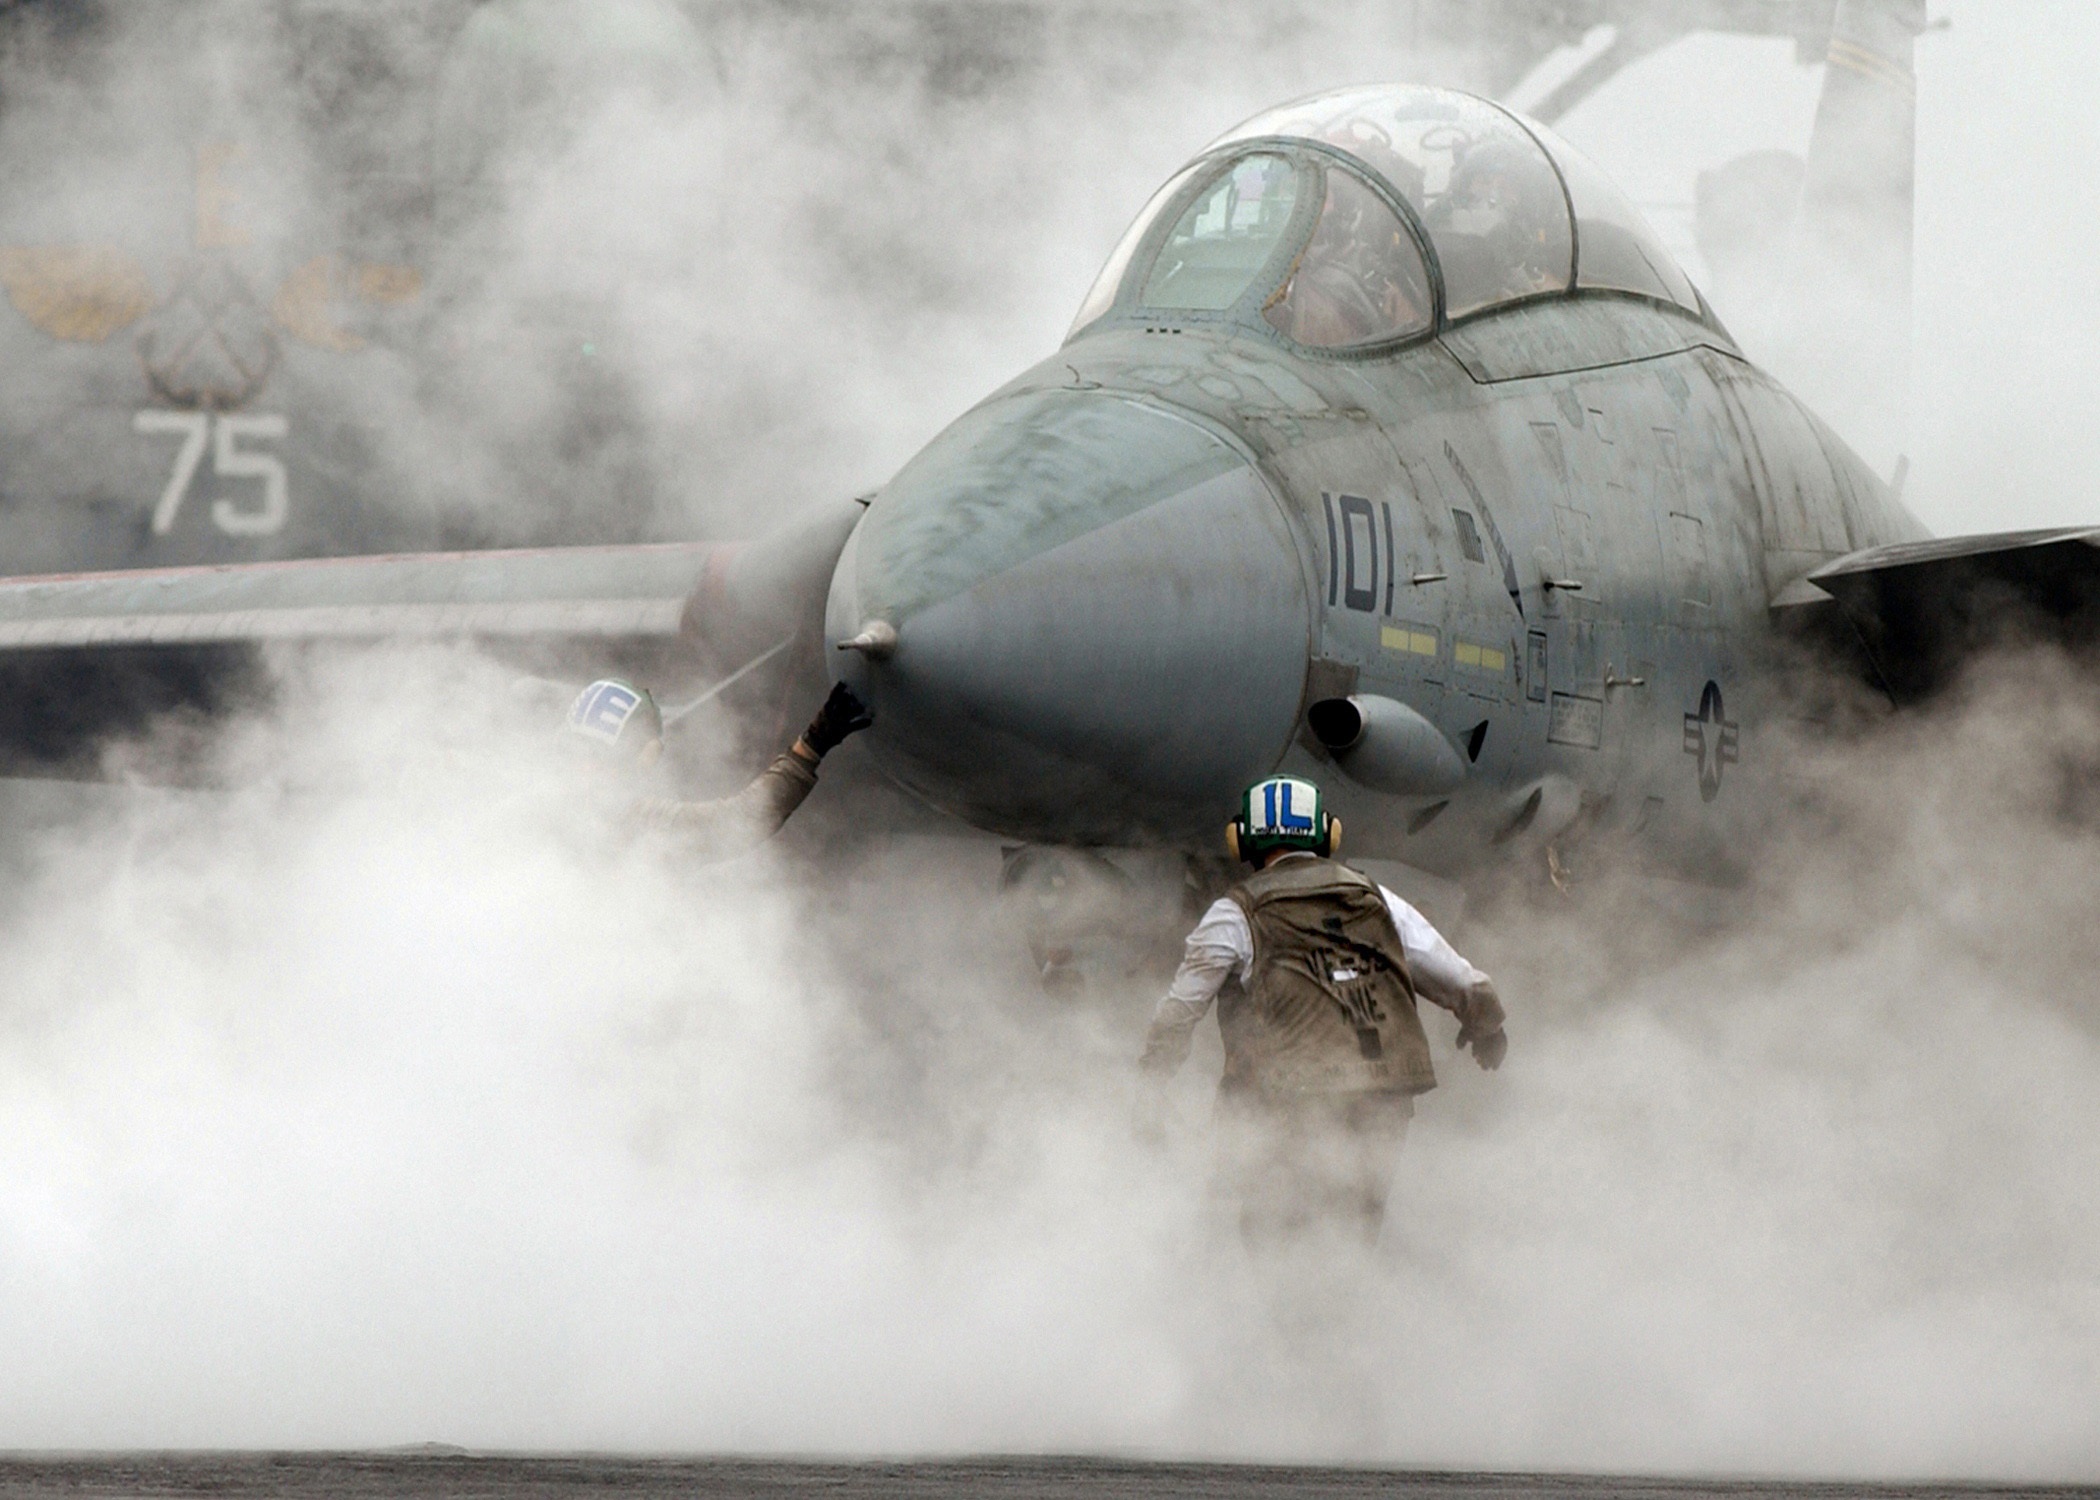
[1442,136,1536,230]
[566,677,664,764]
[1227,775,1340,864]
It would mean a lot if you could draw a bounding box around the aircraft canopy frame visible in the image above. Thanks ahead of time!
[1067,83,1706,350]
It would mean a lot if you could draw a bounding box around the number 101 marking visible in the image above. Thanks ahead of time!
[132,410,289,537]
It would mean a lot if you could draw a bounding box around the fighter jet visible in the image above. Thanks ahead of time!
[0,0,2071,898]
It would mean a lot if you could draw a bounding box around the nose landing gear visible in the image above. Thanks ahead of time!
[997,845,1198,999]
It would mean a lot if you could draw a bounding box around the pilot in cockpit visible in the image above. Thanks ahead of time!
[1267,182,1424,347]
[1325,119,1426,206]
[1264,163,1431,349]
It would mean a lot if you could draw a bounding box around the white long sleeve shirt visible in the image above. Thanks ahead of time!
[1142,859,1488,1073]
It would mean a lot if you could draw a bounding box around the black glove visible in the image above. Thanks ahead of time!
[800,682,874,757]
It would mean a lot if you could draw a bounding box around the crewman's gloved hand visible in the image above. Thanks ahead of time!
[800,682,874,757]
[1455,979,1508,1072]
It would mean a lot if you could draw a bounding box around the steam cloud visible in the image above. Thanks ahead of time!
[2,611,2097,1476]
[0,0,2095,1482]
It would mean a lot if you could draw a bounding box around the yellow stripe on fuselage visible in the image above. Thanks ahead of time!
[1381,624,1438,657]
[1454,639,1505,672]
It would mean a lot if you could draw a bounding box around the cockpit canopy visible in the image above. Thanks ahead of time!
[1068,84,1702,348]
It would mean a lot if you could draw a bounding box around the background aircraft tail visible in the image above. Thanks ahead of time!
[1786,0,1930,478]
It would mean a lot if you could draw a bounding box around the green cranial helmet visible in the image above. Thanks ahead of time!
[565,677,663,759]
[1228,775,1339,864]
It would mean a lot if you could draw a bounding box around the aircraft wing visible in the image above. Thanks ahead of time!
[0,494,861,660]
[0,497,864,773]
[0,542,719,649]
[1783,527,2100,701]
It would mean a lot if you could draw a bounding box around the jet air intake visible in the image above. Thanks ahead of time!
[1307,694,1468,798]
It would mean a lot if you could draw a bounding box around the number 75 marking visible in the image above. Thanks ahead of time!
[132,410,289,537]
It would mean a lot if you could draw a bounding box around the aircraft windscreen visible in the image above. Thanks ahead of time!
[1216,85,1573,321]
[1138,154,1300,311]
[1066,162,1206,339]
[1262,164,1432,349]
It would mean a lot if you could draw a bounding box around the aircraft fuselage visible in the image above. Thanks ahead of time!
[826,294,1927,878]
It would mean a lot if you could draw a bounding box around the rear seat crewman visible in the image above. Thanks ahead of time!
[1139,775,1506,1246]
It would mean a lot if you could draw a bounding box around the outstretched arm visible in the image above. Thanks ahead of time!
[630,683,871,863]
[1381,887,1506,1071]
[629,742,821,861]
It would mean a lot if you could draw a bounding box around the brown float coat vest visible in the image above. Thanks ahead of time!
[1218,857,1437,1100]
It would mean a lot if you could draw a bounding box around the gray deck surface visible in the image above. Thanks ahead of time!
[0,1455,2088,1500]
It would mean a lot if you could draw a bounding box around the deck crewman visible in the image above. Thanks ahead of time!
[1139,775,1506,1246]
[566,677,871,862]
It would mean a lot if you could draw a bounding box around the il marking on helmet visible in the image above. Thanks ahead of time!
[1682,679,1739,801]
[1263,778,1316,833]
[1229,775,1337,863]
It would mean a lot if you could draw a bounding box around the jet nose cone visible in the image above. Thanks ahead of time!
[828,389,1310,844]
